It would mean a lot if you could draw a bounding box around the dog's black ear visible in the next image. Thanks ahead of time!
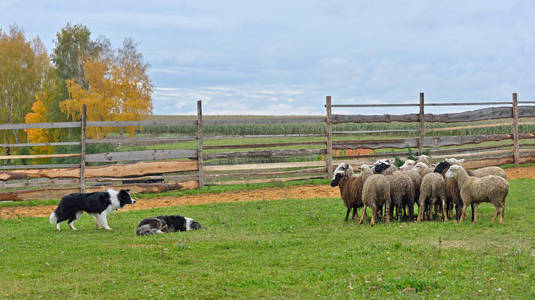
[125,189,130,192]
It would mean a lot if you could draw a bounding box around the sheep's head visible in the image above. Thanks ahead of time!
[373,160,392,174]
[445,164,462,178]
[434,161,451,174]
[399,159,416,171]
[331,163,353,187]
[412,162,428,172]
[445,158,465,165]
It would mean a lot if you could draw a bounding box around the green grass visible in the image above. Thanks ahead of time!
[0,179,534,299]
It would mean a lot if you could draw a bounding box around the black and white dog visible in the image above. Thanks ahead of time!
[49,189,136,231]
[136,215,203,236]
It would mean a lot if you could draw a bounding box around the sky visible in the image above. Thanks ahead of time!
[1,0,535,115]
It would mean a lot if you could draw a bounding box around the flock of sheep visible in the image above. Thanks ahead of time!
[330,155,509,226]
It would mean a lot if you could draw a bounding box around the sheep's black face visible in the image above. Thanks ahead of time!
[434,161,450,174]
[330,173,343,187]
[374,162,390,174]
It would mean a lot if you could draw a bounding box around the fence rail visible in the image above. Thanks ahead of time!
[2,92,535,201]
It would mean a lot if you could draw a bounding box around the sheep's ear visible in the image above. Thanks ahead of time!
[458,159,465,163]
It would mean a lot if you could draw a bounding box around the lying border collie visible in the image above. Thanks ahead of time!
[136,215,203,236]
[49,189,136,231]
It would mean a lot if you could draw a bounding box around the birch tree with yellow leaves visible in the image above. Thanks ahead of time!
[60,38,153,139]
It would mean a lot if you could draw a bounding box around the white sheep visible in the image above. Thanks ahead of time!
[358,165,391,226]
[445,165,509,224]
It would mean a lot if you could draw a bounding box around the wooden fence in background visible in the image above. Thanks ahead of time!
[2,93,535,201]
[324,92,535,177]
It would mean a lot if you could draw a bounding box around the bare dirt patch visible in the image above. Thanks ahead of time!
[0,185,339,219]
[1,165,533,219]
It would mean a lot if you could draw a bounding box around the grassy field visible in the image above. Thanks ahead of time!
[0,179,533,299]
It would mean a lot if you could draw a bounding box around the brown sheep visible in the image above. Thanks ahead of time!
[445,165,509,224]
[330,163,363,221]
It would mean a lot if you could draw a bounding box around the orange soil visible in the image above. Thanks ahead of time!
[1,165,533,219]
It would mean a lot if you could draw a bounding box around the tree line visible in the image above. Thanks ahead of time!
[0,23,153,158]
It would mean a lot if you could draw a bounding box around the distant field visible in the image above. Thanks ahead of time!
[0,178,533,298]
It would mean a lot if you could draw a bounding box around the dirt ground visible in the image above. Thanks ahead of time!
[1,165,534,219]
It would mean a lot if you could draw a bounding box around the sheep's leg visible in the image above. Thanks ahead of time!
[370,205,377,227]
[472,203,479,223]
[455,204,462,221]
[408,201,414,221]
[417,197,426,222]
[441,196,448,222]
[491,207,499,223]
[351,206,359,221]
[459,203,468,223]
[344,207,351,221]
[359,205,367,225]
[385,201,391,223]
[500,206,505,224]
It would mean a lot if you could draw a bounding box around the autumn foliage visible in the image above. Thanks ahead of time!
[60,39,153,139]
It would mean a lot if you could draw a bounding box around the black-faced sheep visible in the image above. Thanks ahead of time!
[330,163,363,221]
[417,172,448,222]
[358,164,391,226]
[445,165,509,224]
[374,161,415,221]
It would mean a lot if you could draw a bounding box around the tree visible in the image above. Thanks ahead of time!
[60,38,153,139]
[0,25,48,156]
[25,67,67,159]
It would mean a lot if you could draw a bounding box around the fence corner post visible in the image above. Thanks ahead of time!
[512,93,520,165]
[418,92,425,155]
[80,104,87,193]
[197,100,204,189]
[326,96,333,178]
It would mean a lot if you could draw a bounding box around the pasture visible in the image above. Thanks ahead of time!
[0,178,534,299]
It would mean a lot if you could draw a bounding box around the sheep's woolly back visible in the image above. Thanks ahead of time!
[445,158,465,165]
[420,173,446,200]
[471,166,507,179]
[388,171,415,206]
[445,165,509,205]
[339,175,364,209]
[362,174,391,207]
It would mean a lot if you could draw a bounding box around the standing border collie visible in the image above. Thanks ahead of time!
[49,189,136,231]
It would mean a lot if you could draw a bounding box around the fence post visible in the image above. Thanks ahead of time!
[418,92,425,155]
[512,93,520,165]
[80,104,87,193]
[197,100,204,189]
[326,96,333,178]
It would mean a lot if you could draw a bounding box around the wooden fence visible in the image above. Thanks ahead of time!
[2,93,535,201]
[324,92,535,177]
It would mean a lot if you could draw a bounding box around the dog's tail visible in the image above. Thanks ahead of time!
[49,211,57,225]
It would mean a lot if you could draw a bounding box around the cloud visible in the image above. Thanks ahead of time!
[2,0,535,116]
